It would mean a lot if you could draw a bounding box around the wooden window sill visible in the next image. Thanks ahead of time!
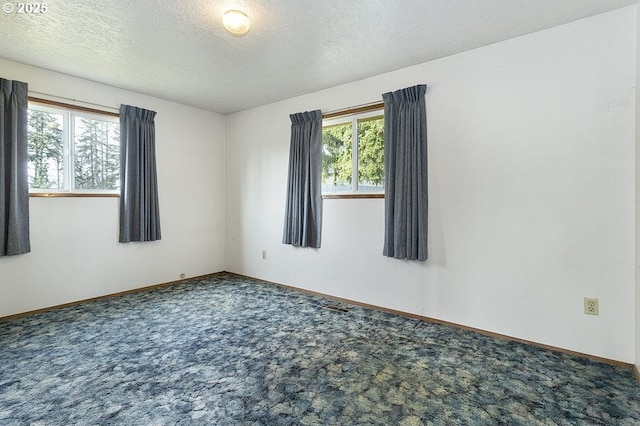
[322,193,384,199]
[30,193,120,198]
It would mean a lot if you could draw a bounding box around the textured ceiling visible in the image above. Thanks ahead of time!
[0,0,636,114]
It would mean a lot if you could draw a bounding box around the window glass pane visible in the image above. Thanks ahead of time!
[357,116,384,192]
[322,122,352,192]
[74,116,120,190]
[27,109,65,189]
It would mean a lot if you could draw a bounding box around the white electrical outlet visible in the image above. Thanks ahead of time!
[584,297,599,316]
[262,250,267,260]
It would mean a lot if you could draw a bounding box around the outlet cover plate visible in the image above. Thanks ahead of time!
[584,297,599,316]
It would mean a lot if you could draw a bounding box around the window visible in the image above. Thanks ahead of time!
[322,110,384,195]
[27,102,120,194]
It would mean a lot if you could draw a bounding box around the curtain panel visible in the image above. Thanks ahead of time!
[282,110,323,248]
[382,85,428,261]
[0,78,30,256]
[119,104,161,243]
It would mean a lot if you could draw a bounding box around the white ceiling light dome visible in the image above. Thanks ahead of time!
[223,10,251,35]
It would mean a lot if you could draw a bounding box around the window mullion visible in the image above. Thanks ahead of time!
[352,117,358,192]
[63,111,72,191]
[69,113,75,191]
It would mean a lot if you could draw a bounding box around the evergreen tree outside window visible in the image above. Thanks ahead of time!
[321,110,384,194]
[27,103,119,193]
[27,108,64,189]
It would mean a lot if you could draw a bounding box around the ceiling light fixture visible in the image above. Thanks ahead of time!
[223,10,251,35]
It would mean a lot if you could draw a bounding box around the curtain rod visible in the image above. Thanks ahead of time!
[28,91,119,115]
[322,100,384,119]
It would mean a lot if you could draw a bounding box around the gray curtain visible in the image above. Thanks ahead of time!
[119,104,161,243]
[282,110,322,248]
[382,85,428,261]
[0,78,30,256]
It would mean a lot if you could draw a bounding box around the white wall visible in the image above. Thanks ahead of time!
[635,4,640,374]
[0,59,226,317]
[226,7,636,362]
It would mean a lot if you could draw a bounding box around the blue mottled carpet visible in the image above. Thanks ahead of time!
[0,273,639,425]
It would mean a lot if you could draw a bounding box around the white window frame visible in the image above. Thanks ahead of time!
[322,109,384,196]
[28,102,120,196]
